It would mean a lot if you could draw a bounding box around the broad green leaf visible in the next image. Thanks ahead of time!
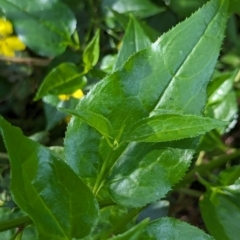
[65,0,228,207]
[0,117,98,240]
[103,0,165,18]
[200,178,240,240]
[0,0,76,57]
[83,29,100,72]
[59,108,113,139]
[109,219,149,240]
[114,15,151,70]
[126,114,227,142]
[140,217,214,239]
[35,63,87,100]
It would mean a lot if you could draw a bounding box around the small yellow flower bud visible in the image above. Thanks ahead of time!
[71,89,84,99]
[58,94,70,101]
[0,18,13,36]
[0,40,14,57]
[5,36,26,51]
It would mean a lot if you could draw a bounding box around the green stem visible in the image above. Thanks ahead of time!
[0,216,32,232]
[10,228,23,240]
[92,149,115,196]
[176,149,240,188]
[99,208,142,240]
[177,188,202,198]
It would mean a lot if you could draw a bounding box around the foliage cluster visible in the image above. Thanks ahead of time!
[0,0,240,239]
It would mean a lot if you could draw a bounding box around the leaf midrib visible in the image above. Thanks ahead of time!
[149,2,222,114]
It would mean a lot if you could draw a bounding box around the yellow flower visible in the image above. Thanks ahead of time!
[0,18,13,36]
[0,18,26,57]
[58,89,84,101]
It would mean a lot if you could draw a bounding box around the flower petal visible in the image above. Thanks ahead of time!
[5,36,26,51]
[0,18,13,36]
[71,89,84,99]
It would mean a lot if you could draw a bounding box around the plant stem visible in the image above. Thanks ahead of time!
[176,149,240,188]
[99,208,142,240]
[0,215,32,232]
[177,188,202,198]
[0,56,51,66]
[92,149,115,196]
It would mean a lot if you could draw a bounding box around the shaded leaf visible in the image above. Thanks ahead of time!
[109,9,159,42]
[218,165,240,186]
[114,15,152,70]
[35,63,86,100]
[126,114,227,142]
[103,0,165,18]
[140,217,214,239]
[0,116,99,240]
[0,0,76,57]
[83,29,100,72]
[200,178,240,240]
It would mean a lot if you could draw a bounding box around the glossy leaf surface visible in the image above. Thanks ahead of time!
[114,15,151,70]
[35,63,86,100]
[65,0,228,207]
[200,179,240,240]
[140,217,214,239]
[126,114,227,142]
[103,0,164,18]
[206,70,238,133]
[0,117,98,240]
[0,0,76,56]
[59,108,113,139]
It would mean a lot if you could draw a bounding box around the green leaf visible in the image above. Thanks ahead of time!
[200,179,240,240]
[218,165,240,186]
[169,0,207,18]
[83,29,100,72]
[0,0,76,57]
[140,217,214,239]
[207,71,237,105]
[35,63,87,100]
[103,0,165,18]
[59,108,113,139]
[228,0,240,14]
[206,70,238,133]
[109,9,159,42]
[65,0,228,207]
[0,116,99,240]
[114,15,152,70]
[126,114,227,142]
[109,219,149,240]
